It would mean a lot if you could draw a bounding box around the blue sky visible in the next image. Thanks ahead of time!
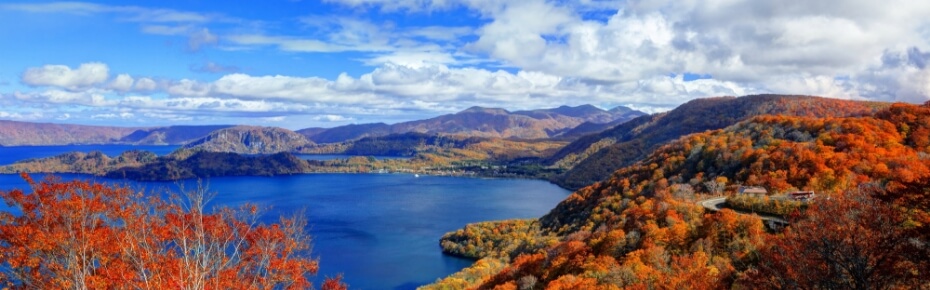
[2,1,930,129]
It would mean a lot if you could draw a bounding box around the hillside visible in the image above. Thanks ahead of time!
[182,126,313,154]
[106,151,313,180]
[0,150,158,175]
[428,102,930,289]
[549,94,887,189]
[300,105,645,143]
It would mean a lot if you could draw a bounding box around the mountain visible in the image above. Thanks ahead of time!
[428,101,930,289]
[0,120,233,146]
[182,126,313,154]
[548,94,887,189]
[118,125,235,144]
[300,105,646,143]
[0,120,141,146]
[297,123,391,144]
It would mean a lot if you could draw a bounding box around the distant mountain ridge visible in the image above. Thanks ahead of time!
[0,120,140,146]
[1,104,643,147]
[299,104,646,143]
[0,120,233,146]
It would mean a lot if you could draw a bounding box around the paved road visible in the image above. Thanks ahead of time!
[698,196,788,225]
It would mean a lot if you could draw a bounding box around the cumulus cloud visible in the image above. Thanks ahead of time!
[134,78,158,91]
[324,0,930,104]
[109,74,135,92]
[21,63,110,90]
[8,0,930,127]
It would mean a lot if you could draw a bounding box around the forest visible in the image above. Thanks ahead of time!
[427,102,930,289]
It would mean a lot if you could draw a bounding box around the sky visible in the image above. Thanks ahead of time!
[2,0,930,129]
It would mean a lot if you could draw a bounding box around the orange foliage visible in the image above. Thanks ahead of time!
[475,102,930,288]
[0,174,342,289]
[739,190,926,289]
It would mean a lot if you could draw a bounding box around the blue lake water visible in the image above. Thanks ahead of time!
[0,145,179,165]
[0,147,569,290]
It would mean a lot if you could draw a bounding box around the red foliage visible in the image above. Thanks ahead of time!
[0,174,337,289]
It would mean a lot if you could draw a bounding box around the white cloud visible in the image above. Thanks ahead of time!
[313,114,353,122]
[363,51,458,68]
[21,63,110,90]
[0,2,217,23]
[109,74,135,92]
[134,78,158,91]
[323,0,930,104]
[262,116,286,122]
[0,111,44,120]
[8,0,930,127]
[92,112,135,119]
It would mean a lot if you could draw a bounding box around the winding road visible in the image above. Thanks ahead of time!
[699,196,788,226]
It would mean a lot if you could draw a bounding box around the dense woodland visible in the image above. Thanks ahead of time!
[428,101,930,289]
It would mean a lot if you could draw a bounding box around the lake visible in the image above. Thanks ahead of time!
[0,146,570,289]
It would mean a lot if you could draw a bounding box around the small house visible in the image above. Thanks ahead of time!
[737,186,768,197]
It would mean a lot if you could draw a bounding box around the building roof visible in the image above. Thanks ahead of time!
[737,186,768,194]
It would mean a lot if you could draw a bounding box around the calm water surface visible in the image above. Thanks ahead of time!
[0,147,569,290]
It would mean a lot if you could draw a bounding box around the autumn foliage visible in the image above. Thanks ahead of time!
[428,100,930,289]
[740,189,926,289]
[0,174,347,289]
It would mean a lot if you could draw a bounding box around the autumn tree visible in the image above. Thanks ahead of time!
[0,174,346,289]
[740,190,927,289]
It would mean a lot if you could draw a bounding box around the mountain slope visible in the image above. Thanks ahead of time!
[430,102,930,289]
[182,126,313,154]
[301,105,646,143]
[549,94,887,189]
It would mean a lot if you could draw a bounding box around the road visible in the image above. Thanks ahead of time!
[698,196,788,225]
